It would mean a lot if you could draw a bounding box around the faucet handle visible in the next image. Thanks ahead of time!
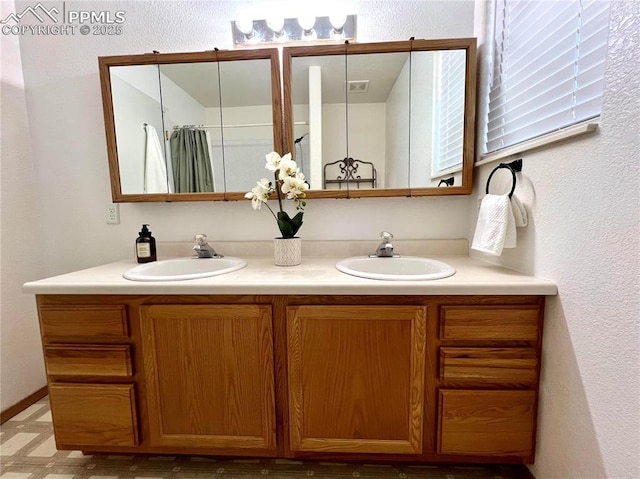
[380,231,393,242]
[194,233,208,245]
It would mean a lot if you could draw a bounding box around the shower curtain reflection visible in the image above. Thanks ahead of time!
[170,128,215,193]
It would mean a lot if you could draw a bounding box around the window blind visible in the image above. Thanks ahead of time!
[433,50,467,174]
[486,0,610,154]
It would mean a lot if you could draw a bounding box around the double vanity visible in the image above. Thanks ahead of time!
[19,29,558,467]
[23,240,556,465]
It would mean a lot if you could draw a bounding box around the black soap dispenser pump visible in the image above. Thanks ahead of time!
[136,224,157,263]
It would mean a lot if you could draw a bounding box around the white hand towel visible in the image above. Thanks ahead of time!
[144,124,169,193]
[471,194,517,256]
[511,194,528,227]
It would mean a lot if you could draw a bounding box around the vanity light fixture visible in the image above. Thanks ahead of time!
[232,15,356,47]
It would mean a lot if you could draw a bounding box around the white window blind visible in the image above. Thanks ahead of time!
[486,0,610,154]
[433,50,467,174]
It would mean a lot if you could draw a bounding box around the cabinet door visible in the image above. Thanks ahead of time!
[287,305,426,454]
[140,305,276,453]
[49,383,139,448]
[438,389,536,458]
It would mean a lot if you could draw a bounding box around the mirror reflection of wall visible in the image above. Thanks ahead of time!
[110,65,165,194]
[217,58,275,192]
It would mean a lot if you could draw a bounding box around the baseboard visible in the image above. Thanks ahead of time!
[0,385,48,424]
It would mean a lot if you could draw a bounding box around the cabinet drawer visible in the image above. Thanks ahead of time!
[440,306,539,341]
[440,347,537,385]
[44,345,133,377]
[49,383,139,447]
[438,389,535,458]
[40,305,128,339]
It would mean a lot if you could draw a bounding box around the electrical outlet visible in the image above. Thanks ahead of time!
[106,203,120,224]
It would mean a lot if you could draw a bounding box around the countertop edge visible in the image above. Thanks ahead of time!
[22,255,558,296]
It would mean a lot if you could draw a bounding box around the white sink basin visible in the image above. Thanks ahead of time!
[336,256,455,281]
[123,257,247,281]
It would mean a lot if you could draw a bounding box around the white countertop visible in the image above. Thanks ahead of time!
[22,241,557,296]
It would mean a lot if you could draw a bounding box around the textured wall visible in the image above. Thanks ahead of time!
[0,0,46,410]
[469,1,640,477]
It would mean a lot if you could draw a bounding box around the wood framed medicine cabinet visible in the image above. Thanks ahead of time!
[99,38,476,203]
[98,48,283,202]
[283,38,477,199]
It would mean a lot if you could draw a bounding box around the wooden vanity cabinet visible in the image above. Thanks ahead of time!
[37,302,139,449]
[35,294,544,464]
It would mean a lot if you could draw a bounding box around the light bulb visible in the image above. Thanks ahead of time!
[329,14,347,31]
[267,16,285,34]
[235,19,254,36]
[298,16,316,33]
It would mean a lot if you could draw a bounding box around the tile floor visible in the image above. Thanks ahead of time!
[0,397,530,479]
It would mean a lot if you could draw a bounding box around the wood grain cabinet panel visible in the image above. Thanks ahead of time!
[34,294,544,463]
[438,389,536,458]
[440,347,537,386]
[49,383,138,448]
[40,305,128,339]
[44,345,133,377]
[140,305,276,453]
[440,306,539,341]
[287,305,426,454]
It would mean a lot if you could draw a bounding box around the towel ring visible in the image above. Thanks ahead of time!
[486,160,521,199]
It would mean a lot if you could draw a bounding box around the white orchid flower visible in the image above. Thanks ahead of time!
[278,157,300,180]
[246,151,309,236]
[265,152,291,172]
[244,178,273,210]
[281,175,309,200]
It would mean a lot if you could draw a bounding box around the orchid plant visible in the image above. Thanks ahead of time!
[245,152,309,239]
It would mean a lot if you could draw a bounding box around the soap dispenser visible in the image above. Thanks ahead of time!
[136,224,157,263]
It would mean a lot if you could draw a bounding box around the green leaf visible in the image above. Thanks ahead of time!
[290,211,304,228]
[276,211,304,238]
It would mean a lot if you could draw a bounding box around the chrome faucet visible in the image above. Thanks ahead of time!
[369,231,399,258]
[193,234,223,258]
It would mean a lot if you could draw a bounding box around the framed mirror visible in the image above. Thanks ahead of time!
[99,49,283,202]
[283,38,477,198]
